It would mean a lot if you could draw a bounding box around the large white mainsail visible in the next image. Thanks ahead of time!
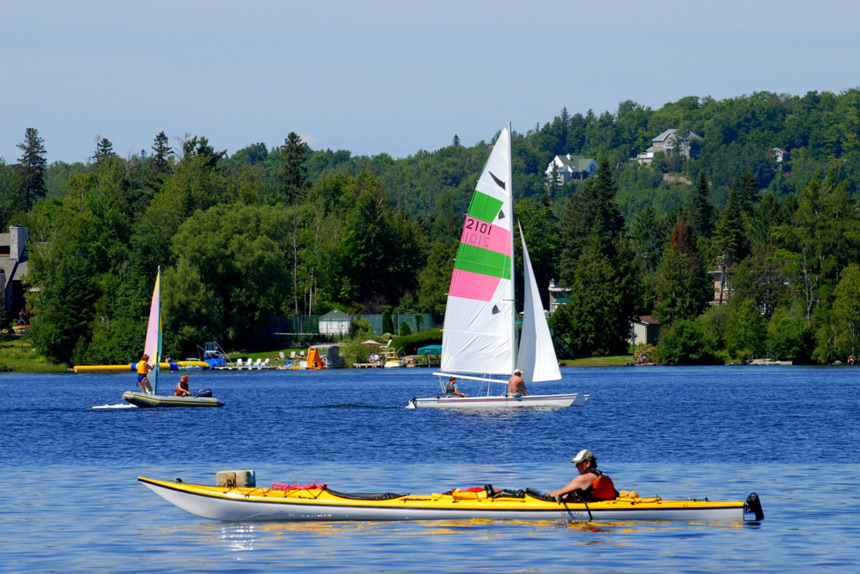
[440,124,515,376]
[143,267,163,394]
[515,225,562,383]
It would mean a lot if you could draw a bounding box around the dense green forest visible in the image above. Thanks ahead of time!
[3,89,860,366]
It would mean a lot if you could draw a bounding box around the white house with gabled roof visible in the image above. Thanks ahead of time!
[545,154,598,185]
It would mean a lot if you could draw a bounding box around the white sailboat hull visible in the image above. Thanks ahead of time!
[406,393,588,409]
[421,124,586,409]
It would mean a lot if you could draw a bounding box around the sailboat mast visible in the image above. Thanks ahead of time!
[507,122,516,377]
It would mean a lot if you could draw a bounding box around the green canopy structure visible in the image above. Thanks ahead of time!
[416,345,442,355]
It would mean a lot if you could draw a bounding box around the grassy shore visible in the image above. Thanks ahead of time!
[560,355,634,367]
[1,334,635,372]
[0,337,68,372]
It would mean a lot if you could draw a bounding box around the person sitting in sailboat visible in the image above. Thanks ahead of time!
[136,354,154,395]
[445,376,466,397]
[174,375,192,397]
[507,369,528,397]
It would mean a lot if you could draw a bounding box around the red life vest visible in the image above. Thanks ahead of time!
[590,473,617,500]
[572,469,617,502]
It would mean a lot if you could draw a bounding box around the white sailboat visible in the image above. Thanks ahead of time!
[122,267,224,408]
[407,124,588,409]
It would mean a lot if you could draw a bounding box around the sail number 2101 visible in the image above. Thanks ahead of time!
[462,217,493,248]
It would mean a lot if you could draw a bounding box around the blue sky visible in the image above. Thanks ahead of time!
[3,0,859,164]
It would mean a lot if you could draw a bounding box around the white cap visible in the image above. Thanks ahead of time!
[571,449,595,463]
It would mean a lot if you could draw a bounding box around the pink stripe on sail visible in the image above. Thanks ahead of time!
[459,218,511,257]
[449,268,501,302]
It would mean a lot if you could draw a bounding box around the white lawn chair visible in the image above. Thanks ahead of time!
[235,358,243,368]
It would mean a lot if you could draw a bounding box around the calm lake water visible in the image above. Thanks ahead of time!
[1,365,858,573]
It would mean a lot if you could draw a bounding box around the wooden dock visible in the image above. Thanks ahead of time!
[353,362,384,368]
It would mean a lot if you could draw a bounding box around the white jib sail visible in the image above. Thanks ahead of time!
[515,225,562,383]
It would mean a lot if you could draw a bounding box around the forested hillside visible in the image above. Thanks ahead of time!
[2,89,860,366]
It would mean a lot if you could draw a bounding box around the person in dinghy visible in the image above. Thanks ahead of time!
[174,375,192,397]
[548,449,618,502]
[136,354,154,395]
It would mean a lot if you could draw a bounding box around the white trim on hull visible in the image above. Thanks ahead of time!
[139,477,762,524]
[406,393,588,409]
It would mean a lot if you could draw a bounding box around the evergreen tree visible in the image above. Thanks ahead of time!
[734,171,760,214]
[629,205,665,275]
[152,131,173,175]
[92,137,115,164]
[382,308,394,334]
[277,132,309,205]
[714,186,747,304]
[653,219,712,325]
[689,171,715,239]
[16,127,48,210]
[181,136,224,169]
[558,158,624,285]
[552,236,637,356]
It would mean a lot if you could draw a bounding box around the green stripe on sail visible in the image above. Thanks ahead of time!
[455,243,512,279]
[467,191,503,223]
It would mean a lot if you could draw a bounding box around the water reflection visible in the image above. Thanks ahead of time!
[219,524,258,552]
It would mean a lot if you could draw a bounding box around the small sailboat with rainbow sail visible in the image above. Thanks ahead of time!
[407,124,587,409]
[121,267,224,408]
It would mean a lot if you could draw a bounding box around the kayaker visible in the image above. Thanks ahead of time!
[548,449,617,502]
[174,375,192,397]
[445,376,466,397]
[136,354,154,395]
[507,369,528,397]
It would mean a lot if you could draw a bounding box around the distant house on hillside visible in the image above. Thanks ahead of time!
[636,129,701,164]
[545,154,598,185]
[772,147,788,163]
[0,226,30,318]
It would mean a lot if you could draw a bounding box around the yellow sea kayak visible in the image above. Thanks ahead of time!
[138,476,763,523]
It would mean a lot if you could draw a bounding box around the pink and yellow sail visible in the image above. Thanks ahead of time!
[143,267,163,394]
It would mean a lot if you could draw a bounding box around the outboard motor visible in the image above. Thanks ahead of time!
[196,388,213,398]
[744,492,764,521]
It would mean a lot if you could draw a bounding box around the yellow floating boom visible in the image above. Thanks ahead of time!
[73,360,209,373]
